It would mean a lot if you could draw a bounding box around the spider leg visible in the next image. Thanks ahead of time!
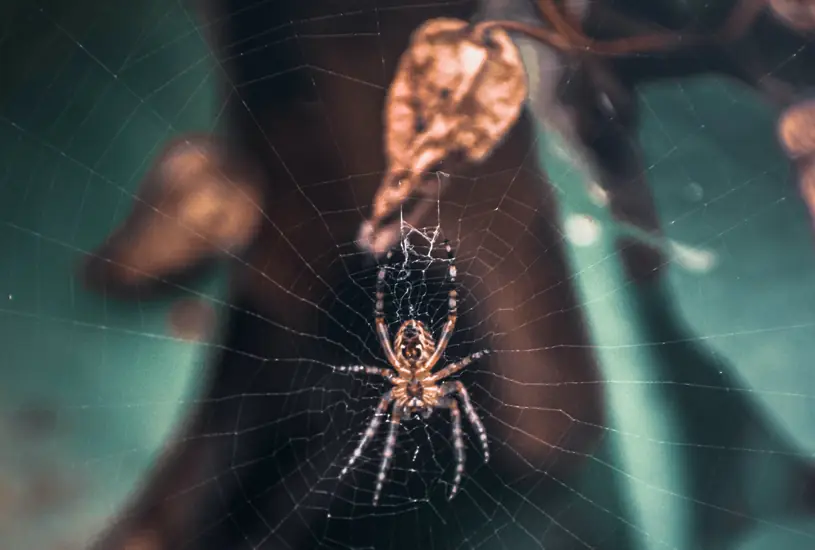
[334,365,396,382]
[442,381,489,462]
[425,240,458,368]
[373,405,403,506]
[438,396,465,500]
[428,349,489,384]
[374,251,401,369]
[340,391,392,479]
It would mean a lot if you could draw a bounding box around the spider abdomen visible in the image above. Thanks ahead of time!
[393,380,441,410]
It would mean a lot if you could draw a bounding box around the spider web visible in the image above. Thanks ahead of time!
[2,1,815,549]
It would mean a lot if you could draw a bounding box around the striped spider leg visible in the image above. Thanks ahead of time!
[336,241,490,504]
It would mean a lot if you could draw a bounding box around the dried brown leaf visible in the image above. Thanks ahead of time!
[366,18,527,243]
[385,19,527,172]
[779,99,815,159]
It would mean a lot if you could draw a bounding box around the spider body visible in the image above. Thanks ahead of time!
[391,320,441,411]
[336,241,490,505]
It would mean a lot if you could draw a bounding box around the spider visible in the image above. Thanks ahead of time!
[335,241,490,505]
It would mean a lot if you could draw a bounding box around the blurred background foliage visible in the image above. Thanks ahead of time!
[1,1,814,549]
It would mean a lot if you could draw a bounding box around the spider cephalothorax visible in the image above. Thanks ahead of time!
[335,241,490,505]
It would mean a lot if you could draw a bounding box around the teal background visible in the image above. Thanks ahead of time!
[1,2,814,549]
[1,3,219,548]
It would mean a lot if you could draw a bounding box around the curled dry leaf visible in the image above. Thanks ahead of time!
[359,5,734,256]
[777,101,815,233]
[385,19,528,174]
[778,99,815,159]
[360,18,527,255]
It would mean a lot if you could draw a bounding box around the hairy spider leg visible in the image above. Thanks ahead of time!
[425,240,458,369]
[373,405,404,506]
[442,380,489,462]
[340,390,393,479]
[439,396,465,499]
[428,349,490,384]
[334,365,396,381]
[374,251,401,369]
